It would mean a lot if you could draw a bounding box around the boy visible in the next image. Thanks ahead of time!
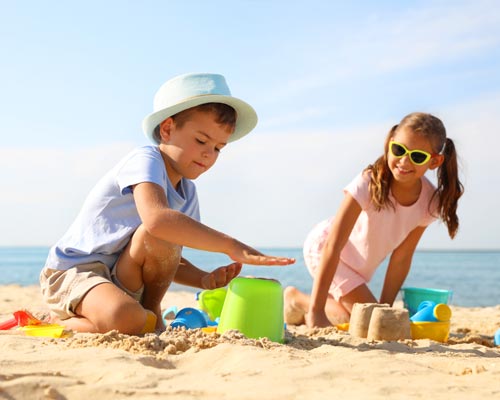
[40,73,295,335]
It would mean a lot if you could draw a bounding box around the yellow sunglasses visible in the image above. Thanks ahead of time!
[389,141,436,166]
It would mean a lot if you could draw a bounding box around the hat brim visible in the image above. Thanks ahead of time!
[142,94,257,144]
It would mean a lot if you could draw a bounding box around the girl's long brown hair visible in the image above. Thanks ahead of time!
[365,112,464,238]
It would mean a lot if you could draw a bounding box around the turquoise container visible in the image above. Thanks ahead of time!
[401,287,452,316]
[217,277,284,343]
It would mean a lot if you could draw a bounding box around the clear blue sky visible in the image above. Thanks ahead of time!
[1,1,499,249]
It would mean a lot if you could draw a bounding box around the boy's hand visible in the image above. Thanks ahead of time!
[201,262,242,290]
[228,240,296,266]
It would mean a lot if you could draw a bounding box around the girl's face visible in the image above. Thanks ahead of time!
[388,127,443,185]
[159,110,233,187]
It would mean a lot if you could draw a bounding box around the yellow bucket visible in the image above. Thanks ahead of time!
[217,277,284,343]
[410,321,450,342]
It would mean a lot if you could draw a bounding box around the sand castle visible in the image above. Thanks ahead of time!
[349,303,411,341]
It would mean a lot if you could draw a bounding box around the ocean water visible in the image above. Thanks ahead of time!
[0,247,498,307]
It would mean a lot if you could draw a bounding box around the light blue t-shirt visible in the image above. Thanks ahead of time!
[44,145,200,271]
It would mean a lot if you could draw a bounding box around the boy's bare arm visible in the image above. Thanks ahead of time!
[173,258,242,289]
[132,182,295,266]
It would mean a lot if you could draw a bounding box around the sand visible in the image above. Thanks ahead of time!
[1,284,499,399]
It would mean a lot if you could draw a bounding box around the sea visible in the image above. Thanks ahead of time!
[0,247,499,307]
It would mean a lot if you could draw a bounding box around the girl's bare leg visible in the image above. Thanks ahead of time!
[340,284,378,312]
[284,286,350,326]
[283,286,307,325]
[284,283,378,326]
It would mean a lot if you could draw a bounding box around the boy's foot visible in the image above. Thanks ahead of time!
[283,286,305,325]
[151,308,166,332]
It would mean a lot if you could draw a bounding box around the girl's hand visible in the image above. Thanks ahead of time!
[227,240,295,266]
[305,309,332,328]
[201,262,243,290]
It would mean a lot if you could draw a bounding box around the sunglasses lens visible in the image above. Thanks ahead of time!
[410,152,428,164]
[391,143,406,157]
[391,141,431,165]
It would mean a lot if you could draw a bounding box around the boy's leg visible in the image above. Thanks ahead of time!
[53,225,181,334]
[71,282,150,334]
[113,225,182,330]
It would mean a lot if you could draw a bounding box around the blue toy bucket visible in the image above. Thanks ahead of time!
[401,287,452,316]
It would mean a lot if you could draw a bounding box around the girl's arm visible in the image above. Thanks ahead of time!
[379,225,427,305]
[132,182,295,266]
[174,258,242,289]
[307,193,361,327]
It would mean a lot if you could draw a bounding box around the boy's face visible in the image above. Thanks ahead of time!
[159,110,233,186]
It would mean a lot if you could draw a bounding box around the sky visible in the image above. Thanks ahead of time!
[1,1,499,250]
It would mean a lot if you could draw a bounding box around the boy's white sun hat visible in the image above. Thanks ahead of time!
[142,72,258,144]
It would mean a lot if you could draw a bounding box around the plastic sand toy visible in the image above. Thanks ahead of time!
[0,310,67,338]
[217,277,285,343]
[0,310,42,330]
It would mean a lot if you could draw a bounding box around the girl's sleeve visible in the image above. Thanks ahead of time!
[343,171,371,210]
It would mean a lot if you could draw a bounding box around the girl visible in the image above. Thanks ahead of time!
[284,112,463,328]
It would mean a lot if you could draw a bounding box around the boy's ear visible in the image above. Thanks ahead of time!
[429,154,444,170]
[159,118,174,142]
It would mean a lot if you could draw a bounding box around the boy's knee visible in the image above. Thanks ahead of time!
[100,301,148,335]
[284,286,299,300]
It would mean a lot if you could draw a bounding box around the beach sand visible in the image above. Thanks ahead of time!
[1,285,499,399]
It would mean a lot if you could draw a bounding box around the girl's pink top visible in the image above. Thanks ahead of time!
[307,171,438,282]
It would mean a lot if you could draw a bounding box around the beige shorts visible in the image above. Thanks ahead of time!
[40,262,144,320]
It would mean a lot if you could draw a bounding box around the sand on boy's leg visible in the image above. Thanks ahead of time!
[114,225,182,332]
[51,226,182,334]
